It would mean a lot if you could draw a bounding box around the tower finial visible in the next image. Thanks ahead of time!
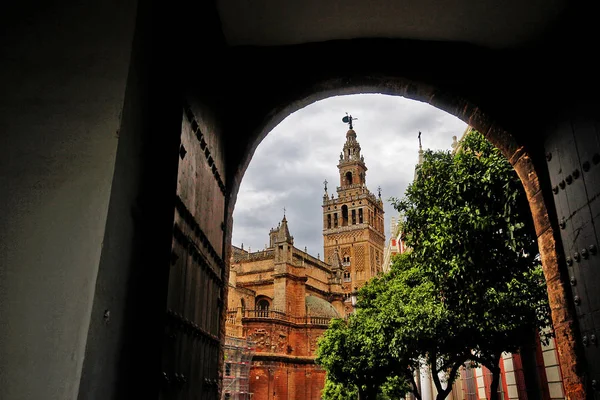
[418,131,422,149]
[378,186,382,199]
[283,206,286,218]
[342,113,358,130]
[323,179,328,193]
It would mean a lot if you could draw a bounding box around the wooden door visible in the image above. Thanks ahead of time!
[544,110,600,396]
[161,103,228,400]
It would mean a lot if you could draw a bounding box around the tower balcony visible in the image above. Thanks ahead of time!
[336,183,366,192]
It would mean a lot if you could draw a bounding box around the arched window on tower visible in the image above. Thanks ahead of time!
[343,270,351,282]
[342,255,351,267]
[341,205,349,226]
[327,214,331,229]
[359,208,363,224]
[334,213,338,228]
[351,209,356,225]
[345,171,353,185]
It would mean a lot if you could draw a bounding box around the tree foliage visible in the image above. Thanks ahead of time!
[321,379,357,400]
[393,130,552,397]
[393,130,551,354]
[316,314,411,400]
[318,130,552,400]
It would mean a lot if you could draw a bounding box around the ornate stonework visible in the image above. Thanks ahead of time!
[322,126,385,310]
[354,244,365,272]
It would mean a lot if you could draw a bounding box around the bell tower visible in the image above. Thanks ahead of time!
[322,115,385,313]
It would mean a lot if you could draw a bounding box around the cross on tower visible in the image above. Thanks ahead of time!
[283,206,286,217]
[323,179,328,192]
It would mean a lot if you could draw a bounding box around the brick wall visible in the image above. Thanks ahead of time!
[250,361,326,400]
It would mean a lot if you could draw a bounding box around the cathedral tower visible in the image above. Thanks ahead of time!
[322,118,385,312]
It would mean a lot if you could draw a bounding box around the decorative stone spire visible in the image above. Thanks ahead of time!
[414,131,424,181]
[337,116,367,189]
[276,214,294,244]
[341,128,362,163]
[418,131,424,164]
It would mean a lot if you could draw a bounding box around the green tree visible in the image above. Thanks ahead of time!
[390,130,552,397]
[321,380,357,400]
[357,252,469,399]
[316,314,411,400]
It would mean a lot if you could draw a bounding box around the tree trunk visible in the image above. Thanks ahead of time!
[489,354,502,400]
[411,375,422,400]
[434,383,452,399]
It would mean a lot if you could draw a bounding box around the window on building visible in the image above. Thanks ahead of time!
[351,209,356,225]
[327,214,331,229]
[257,298,270,317]
[342,205,349,226]
[343,270,351,282]
[225,363,231,376]
[359,208,363,223]
[334,213,338,228]
[345,171,353,185]
[462,366,478,400]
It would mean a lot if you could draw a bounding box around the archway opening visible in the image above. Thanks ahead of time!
[224,89,577,397]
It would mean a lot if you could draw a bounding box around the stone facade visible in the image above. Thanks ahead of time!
[225,216,346,400]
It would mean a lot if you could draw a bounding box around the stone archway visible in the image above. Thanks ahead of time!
[225,78,583,397]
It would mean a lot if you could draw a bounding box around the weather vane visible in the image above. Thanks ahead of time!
[342,113,358,129]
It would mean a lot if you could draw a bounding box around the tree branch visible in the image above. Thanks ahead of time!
[411,374,422,400]
[438,360,465,400]
[430,351,444,395]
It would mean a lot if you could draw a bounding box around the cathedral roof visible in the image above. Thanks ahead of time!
[305,295,340,318]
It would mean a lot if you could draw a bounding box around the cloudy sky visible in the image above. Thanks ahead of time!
[232,94,467,257]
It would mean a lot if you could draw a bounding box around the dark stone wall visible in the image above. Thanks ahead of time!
[0,1,140,398]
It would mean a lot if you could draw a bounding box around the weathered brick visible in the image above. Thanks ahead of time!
[486,124,522,162]
[513,153,542,198]
[529,190,552,237]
